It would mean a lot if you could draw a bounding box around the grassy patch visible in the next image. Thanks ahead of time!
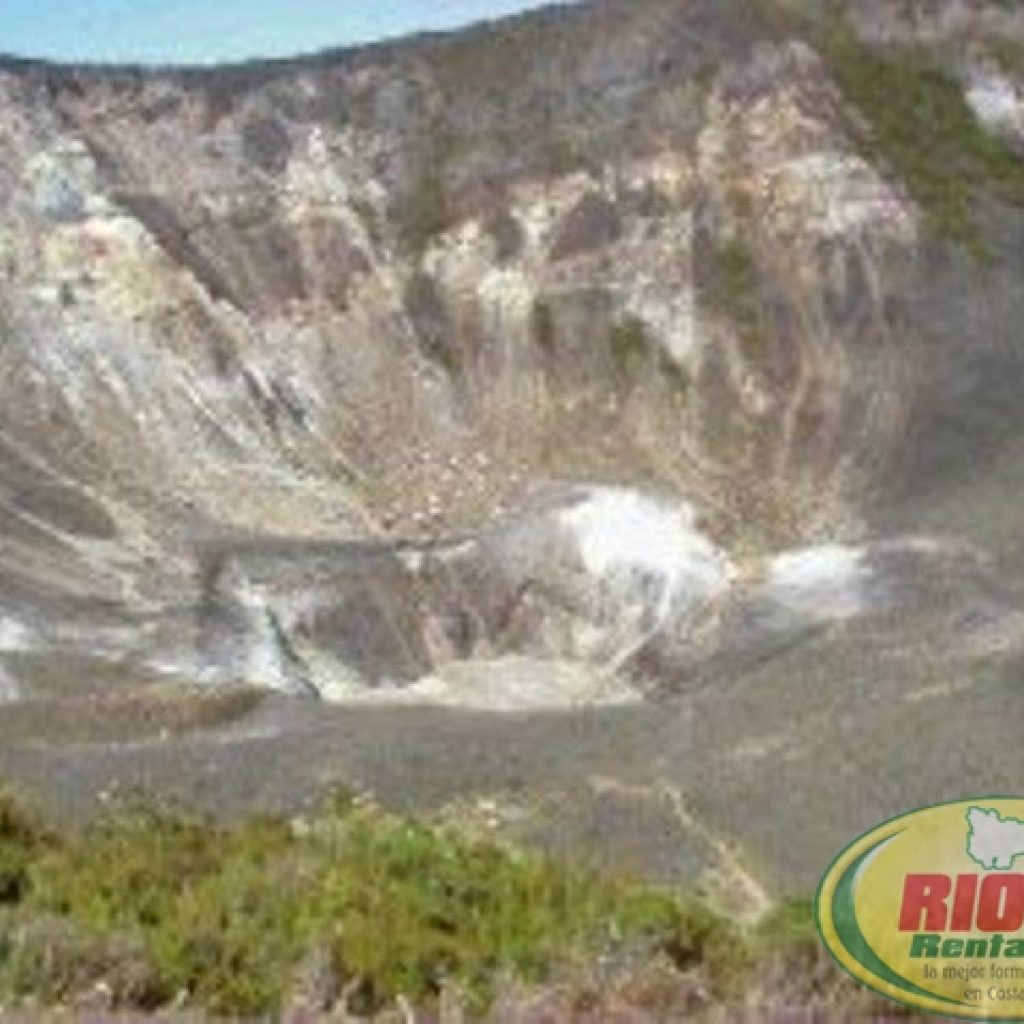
[0,790,763,1017]
[822,32,1024,253]
[0,790,49,905]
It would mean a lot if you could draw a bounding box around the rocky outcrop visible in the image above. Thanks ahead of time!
[0,0,1023,709]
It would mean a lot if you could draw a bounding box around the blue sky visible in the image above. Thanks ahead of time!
[1,0,561,64]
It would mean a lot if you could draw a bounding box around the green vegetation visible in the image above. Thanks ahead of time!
[485,206,525,265]
[822,32,1024,253]
[986,34,1024,77]
[611,315,691,395]
[530,298,556,357]
[391,168,451,253]
[706,238,758,319]
[754,899,819,956]
[703,237,769,357]
[609,314,653,372]
[0,788,766,1017]
[403,272,460,376]
[550,191,623,262]
[0,791,48,904]
[609,315,690,395]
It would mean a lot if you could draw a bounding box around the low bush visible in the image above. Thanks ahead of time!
[0,790,828,1017]
[823,31,1024,253]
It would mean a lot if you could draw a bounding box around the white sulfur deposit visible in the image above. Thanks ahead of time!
[766,544,870,620]
[965,71,1023,137]
[562,487,733,611]
[0,617,32,653]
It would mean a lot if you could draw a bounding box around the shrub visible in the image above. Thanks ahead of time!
[0,790,806,1017]
[704,237,758,318]
[701,236,772,359]
[550,191,623,262]
[823,31,1024,253]
[485,207,525,264]
[609,315,690,395]
[241,114,292,176]
[531,298,556,357]
[0,789,49,904]
[404,272,460,375]
[392,170,451,252]
[609,314,652,372]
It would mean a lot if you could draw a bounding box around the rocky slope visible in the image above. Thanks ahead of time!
[1,0,1024,889]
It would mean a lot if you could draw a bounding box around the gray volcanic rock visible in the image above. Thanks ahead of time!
[0,665,18,703]
[1,0,1024,888]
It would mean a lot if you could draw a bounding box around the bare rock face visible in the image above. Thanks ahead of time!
[1,0,1024,883]
[1,0,1023,701]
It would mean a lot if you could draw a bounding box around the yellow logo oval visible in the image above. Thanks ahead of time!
[816,798,1024,1020]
